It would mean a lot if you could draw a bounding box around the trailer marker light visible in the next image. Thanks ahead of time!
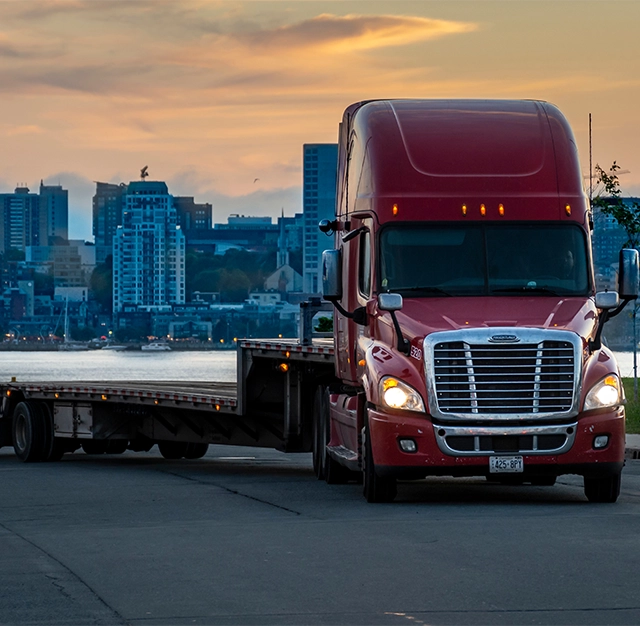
[565,204,571,216]
[5,390,10,397]
[154,399,159,405]
[101,395,108,401]
[462,204,467,216]
[480,204,486,216]
[215,404,221,411]
[499,204,505,216]
[399,438,417,453]
[393,203,399,216]
[278,363,290,373]
[54,393,59,399]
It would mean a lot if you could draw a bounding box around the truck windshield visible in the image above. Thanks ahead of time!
[379,224,590,297]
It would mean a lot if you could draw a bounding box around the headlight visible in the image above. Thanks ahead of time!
[584,374,622,411]
[379,376,425,412]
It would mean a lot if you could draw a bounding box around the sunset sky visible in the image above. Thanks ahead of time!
[1,0,639,240]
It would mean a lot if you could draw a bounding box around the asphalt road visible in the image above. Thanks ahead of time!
[1,445,639,626]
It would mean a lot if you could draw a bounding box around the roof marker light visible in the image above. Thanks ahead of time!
[393,203,399,216]
[565,204,572,216]
[462,204,467,216]
[480,204,486,216]
[499,204,505,216]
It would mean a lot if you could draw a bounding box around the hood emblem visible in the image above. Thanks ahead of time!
[489,334,520,343]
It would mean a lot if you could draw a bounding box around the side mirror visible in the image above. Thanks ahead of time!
[322,250,342,301]
[595,291,620,310]
[378,293,403,312]
[619,248,639,299]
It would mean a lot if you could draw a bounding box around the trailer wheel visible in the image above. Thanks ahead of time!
[584,472,621,503]
[12,401,46,462]
[184,443,209,459]
[39,402,65,462]
[158,441,189,459]
[362,417,397,503]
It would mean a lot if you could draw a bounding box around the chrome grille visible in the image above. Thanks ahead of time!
[433,340,575,416]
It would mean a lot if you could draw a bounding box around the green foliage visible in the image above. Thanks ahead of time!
[186,249,277,302]
[622,378,640,434]
[593,162,640,248]
[115,325,149,342]
[314,316,333,332]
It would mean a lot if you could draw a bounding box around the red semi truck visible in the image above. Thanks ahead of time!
[1,99,636,505]
[317,99,638,503]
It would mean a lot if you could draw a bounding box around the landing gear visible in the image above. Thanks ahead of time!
[362,417,397,503]
[158,441,189,459]
[584,472,621,503]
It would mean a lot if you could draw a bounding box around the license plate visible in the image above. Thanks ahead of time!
[489,456,524,473]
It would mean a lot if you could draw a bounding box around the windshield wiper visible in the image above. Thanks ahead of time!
[490,286,560,296]
[397,286,451,297]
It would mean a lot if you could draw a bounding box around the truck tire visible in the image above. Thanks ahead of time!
[12,401,46,462]
[39,402,65,462]
[312,386,326,480]
[362,418,397,503]
[317,387,352,484]
[184,443,209,459]
[584,472,621,503]
[158,441,189,459]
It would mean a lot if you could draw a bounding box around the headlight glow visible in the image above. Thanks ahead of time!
[584,374,621,411]
[380,377,425,412]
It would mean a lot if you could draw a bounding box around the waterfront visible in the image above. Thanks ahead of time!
[2,349,639,383]
[0,349,237,383]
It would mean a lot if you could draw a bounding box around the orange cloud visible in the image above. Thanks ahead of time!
[235,13,477,52]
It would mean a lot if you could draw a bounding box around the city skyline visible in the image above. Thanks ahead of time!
[1,1,640,241]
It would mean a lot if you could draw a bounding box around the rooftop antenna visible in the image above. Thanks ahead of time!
[140,166,149,180]
[589,113,593,203]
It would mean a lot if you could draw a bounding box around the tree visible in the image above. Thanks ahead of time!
[593,161,640,248]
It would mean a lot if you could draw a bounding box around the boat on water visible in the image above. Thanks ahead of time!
[141,342,172,352]
[101,343,128,351]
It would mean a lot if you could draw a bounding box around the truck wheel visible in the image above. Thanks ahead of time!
[39,402,65,462]
[158,441,189,459]
[184,443,209,459]
[584,472,621,503]
[312,386,326,480]
[12,401,46,462]
[362,419,397,503]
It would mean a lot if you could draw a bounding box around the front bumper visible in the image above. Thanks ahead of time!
[368,406,625,480]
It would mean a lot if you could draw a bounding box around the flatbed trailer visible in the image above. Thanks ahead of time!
[0,331,336,462]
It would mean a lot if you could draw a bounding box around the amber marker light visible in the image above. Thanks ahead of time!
[565,204,572,216]
[393,203,399,216]
[101,394,108,401]
[215,404,221,411]
[480,204,486,216]
[462,204,468,216]
[499,204,505,216]
[278,363,290,373]
[358,359,366,367]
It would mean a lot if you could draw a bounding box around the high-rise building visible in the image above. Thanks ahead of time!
[0,187,41,253]
[112,181,185,313]
[302,144,338,293]
[173,196,213,233]
[92,182,126,263]
[39,182,68,244]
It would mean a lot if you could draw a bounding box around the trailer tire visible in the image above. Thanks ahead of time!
[184,443,209,459]
[362,417,397,503]
[158,441,189,459]
[39,402,65,462]
[12,401,46,462]
[584,472,621,503]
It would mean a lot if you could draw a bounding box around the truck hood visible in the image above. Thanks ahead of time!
[395,296,597,343]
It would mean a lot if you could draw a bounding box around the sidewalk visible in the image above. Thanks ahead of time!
[626,434,640,460]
